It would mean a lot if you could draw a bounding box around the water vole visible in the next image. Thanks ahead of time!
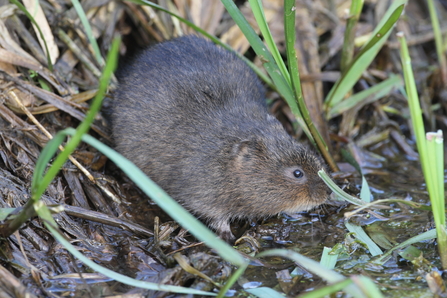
[109,35,330,241]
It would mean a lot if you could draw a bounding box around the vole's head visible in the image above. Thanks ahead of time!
[227,132,331,219]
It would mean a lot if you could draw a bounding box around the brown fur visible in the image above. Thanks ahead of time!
[109,36,330,241]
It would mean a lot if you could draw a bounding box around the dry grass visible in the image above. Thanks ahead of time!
[0,0,445,296]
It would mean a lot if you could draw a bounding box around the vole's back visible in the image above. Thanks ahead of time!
[110,36,330,241]
[115,36,266,117]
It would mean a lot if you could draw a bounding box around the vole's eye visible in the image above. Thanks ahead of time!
[293,169,304,178]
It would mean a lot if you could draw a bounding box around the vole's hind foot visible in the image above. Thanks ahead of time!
[214,221,236,244]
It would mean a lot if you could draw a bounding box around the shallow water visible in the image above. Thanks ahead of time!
[234,154,443,297]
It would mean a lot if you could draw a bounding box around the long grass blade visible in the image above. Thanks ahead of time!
[249,0,290,85]
[340,0,364,72]
[71,0,104,66]
[325,1,406,109]
[398,32,447,269]
[345,222,383,256]
[284,0,337,171]
[427,0,447,84]
[257,249,373,297]
[220,0,312,141]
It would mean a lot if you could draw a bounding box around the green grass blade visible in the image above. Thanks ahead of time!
[320,246,339,269]
[398,32,447,268]
[297,279,355,298]
[375,229,438,264]
[341,0,364,71]
[397,32,427,170]
[325,1,406,109]
[249,0,290,85]
[359,176,372,203]
[352,276,385,298]
[245,287,284,298]
[70,0,104,66]
[327,75,403,119]
[426,131,447,267]
[427,0,447,83]
[31,37,120,201]
[220,0,312,141]
[284,0,337,170]
[256,249,371,297]
[216,263,248,298]
[0,208,18,221]
[340,149,372,203]
[319,170,366,206]
[31,131,67,195]
[345,222,383,256]
[426,131,445,225]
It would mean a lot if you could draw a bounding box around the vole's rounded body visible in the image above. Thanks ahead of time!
[110,35,329,241]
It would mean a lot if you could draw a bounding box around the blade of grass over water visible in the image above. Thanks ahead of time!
[257,249,376,297]
[284,0,338,172]
[426,131,446,267]
[319,170,366,206]
[325,1,406,110]
[398,32,447,269]
[245,287,284,298]
[320,247,339,269]
[345,222,383,256]
[297,279,355,298]
[216,263,248,298]
[375,229,439,264]
[341,148,372,203]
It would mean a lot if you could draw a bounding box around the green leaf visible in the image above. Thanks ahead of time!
[71,0,104,66]
[318,170,366,206]
[220,0,312,140]
[327,75,403,119]
[325,1,406,108]
[375,229,438,264]
[320,246,339,269]
[256,249,372,297]
[245,287,285,298]
[345,222,383,256]
[249,0,290,85]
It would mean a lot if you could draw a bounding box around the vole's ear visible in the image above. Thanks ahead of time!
[230,139,266,166]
